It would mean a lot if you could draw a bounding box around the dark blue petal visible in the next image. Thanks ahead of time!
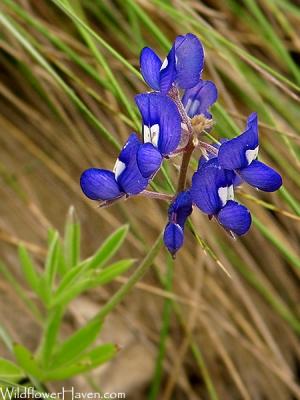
[136,143,162,178]
[163,222,184,256]
[238,160,282,192]
[197,154,218,170]
[140,47,161,91]
[191,158,234,215]
[182,80,218,118]
[217,200,252,236]
[135,93,181,155]
[218,113,259,170]
[114,133,149,195]
[175,33,204,89]
[118,133,141,164]
[168,191,193,228]
[159,45,176,94]
[80,169,122,201]
[233,174,243,187]
[246,112,258,131]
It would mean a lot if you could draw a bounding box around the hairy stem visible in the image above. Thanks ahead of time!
[169,87,193,135]
[176,139,195,193]
[169,87,195,193]
[138,190,174,201]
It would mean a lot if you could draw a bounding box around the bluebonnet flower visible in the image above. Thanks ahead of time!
[182,79,218,119]
[80,134,148,202]
[80,33,283,256]
[218,113,282,192]
[140,33,204,94]
[191,158,252,236]
[163,191,193,256]
[135,92,181,177]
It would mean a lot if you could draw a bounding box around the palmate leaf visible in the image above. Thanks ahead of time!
[44,344,117,381]
[53,225,130,301]
[38,306,64,367]
[89,259,136,286]
[44,231,60,287]
[51,259,135,307]
[38,230,60,305]
[13,344,43,379]
[18,244,40,295]
[0,358,24,381]
[83,225,129,271]
[50,318,103,367]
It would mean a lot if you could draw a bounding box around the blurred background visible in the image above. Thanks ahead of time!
[0,0,300,399]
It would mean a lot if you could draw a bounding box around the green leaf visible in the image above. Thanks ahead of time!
[18,245,40,295]
[40,231,60,302]
[64,206,80,270]
[13,344,43,379]
[53,225,129,302]
[51,279,91,307]
[0,358,24,380]
[53,261,87,301]
[84,225,129,271]
[90,259,135,286]
[38,307,64,367]
[52,259,135,307]
[51,318,102,367]
[44,344,117,380]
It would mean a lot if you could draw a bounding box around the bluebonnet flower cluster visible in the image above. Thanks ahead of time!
[80,33,282,257]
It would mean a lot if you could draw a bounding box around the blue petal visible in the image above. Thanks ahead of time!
[135,93,181,155]
[163,222,184,256]
[136,143,162,178]
[174,33,204,89]
[140,47,161,91]
[159,45,176,94]
[116,134,149,195]
[238,160,282,192]
[233,174,243,187]
[246,112,258,131]
[118,133,141,164]
[191,158,234,215]
[168,191,193,228]
[182,80,218,118]
[218,113,259,170]
[80,169,122,201]
[217,200,252,236]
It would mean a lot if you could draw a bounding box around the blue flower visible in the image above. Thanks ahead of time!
[190,158,252,236]
[140,33,204,94]
[218,113,282,192]
[135,92,181,178]
[163,191,193,255]
[80,134,149,201]
[182,79,218,119]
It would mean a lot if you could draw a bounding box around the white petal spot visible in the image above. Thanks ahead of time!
[160,57,168,71]
[228,185,234,201]
[143,125,152,143]
[218,186,229,207]
[143,124,160,148]
[189,99,200,117]
[185,98,192,114]
[245,146,259,165]
[113,159,126,180]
